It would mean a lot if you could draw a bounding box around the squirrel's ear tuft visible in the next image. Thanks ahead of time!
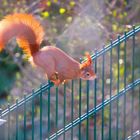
[80,52,92,70]
[85,52,92,64]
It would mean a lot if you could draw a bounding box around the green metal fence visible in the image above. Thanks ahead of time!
[0,26,140,140]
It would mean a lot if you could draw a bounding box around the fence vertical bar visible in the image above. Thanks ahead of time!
[131,26,135,135]
[40,86,43,140]
[79,79,82,139]
[139,41,140,129]
[8,104,10,140]
[109,40,113,140]
[139,86,140,128]
[123,32,127,139]
[32,90,35,140]
[24,95,26,140]
[139,86,140,129]
[63,84,66,140]
[101,46,105,140]
[116,36,120,140]
[56,87,58,140]
[94,50,97,140]
[48,85,51,139]
[86,80,89,140]
[71,80,74,140]
[16,99,18,140]
[139,32,140,130]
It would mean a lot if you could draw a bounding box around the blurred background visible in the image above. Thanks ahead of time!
[0,0,140,139]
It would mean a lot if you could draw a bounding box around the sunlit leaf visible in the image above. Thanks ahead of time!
[16,72,21,80]
[119,59,123,65]
[112,10,117,17]
[70,1,75,7]
[7,96,11,102]
[120,65,124,77]
[112,24,118,31]
[41,11,50,18]
[119,14,123,19]
[19,115,23,121]
[67,16,73,23]
[104,106,109,120]
[124,12,127,17]
[53,0,58,3]
[52,28,57,33]
[2,0,8,6]
[46,1,51,7]
[59,8,66,14]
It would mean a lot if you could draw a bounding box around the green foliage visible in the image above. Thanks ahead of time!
[0,69,14,94]
[0,51,19,96]
[105,0,140,33]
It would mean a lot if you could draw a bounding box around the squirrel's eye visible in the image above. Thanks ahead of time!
[86,73,90,77]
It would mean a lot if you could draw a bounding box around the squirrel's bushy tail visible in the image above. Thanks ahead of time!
[0,13,44,57]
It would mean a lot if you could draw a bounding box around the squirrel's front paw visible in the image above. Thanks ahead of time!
[50,72,61,86]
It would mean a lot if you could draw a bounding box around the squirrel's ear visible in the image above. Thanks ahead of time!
[85,52,92,64]
[80,52,92,70]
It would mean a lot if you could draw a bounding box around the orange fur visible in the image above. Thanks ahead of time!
[0,13,44,57]
[80,52,92,69]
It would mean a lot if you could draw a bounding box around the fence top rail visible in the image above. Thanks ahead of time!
[0,25,140,118]
[90,25,140,61]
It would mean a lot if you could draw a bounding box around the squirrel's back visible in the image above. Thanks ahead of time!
[0,13,45,57]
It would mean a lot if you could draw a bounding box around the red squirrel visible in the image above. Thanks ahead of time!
[0,13,96,86]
